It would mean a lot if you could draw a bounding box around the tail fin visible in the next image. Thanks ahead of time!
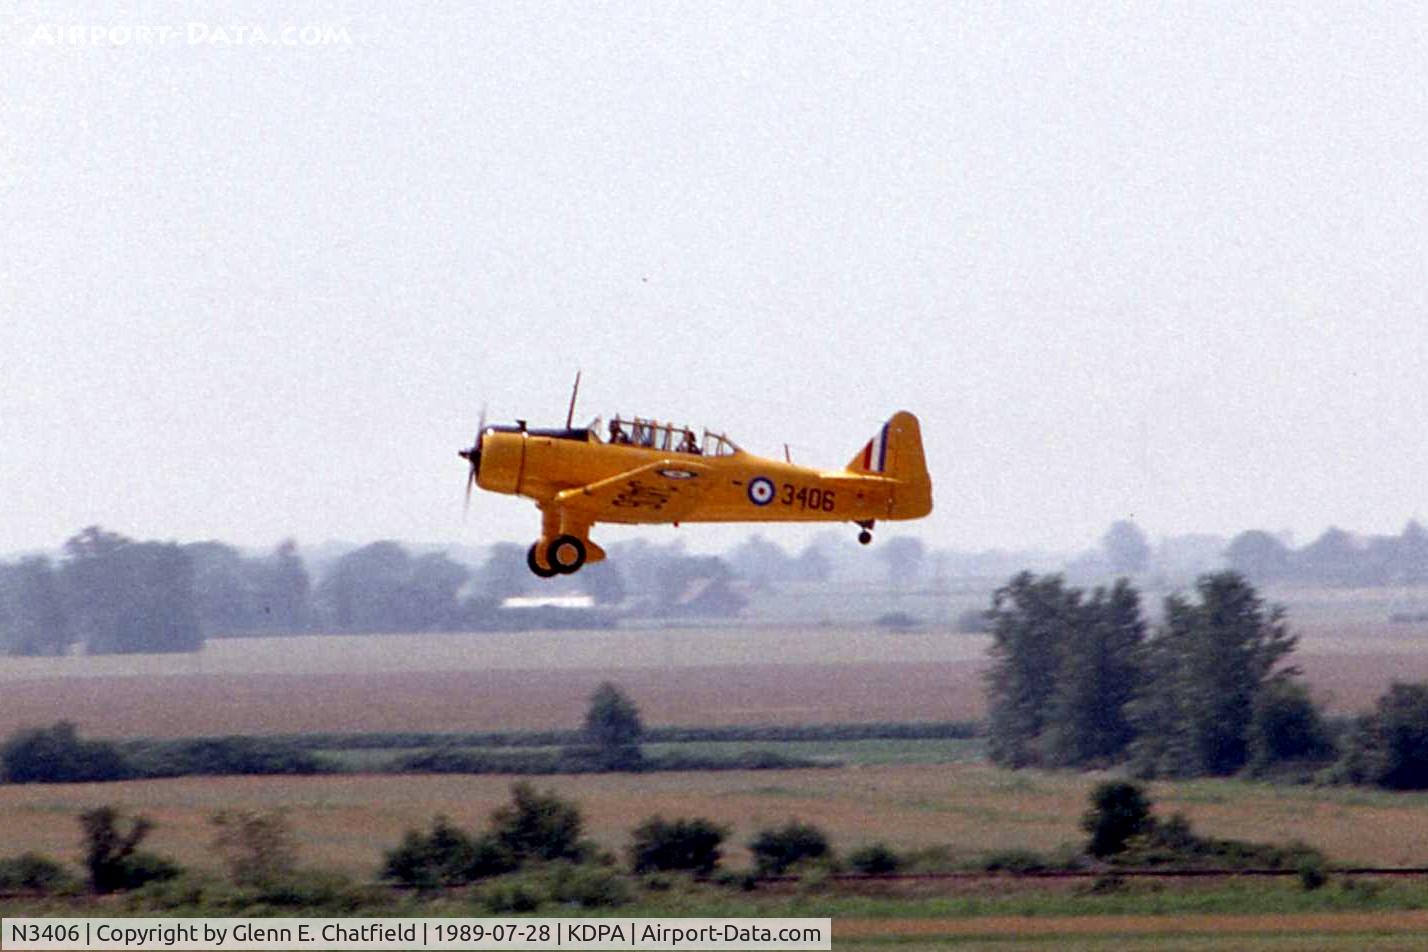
[846,411,933,518]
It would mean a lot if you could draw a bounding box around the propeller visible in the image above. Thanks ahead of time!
[459,405,487,518]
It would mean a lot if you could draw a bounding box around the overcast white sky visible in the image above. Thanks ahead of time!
[3,2,1427,558]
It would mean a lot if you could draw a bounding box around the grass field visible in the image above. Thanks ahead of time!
[6,765,1428,879]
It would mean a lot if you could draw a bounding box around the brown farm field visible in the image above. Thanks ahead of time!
[2,622,1428,737]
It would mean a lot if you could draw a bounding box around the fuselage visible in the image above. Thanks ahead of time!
[475,426,931,524]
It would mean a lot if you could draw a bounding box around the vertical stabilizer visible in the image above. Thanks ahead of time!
[846,411,933,517]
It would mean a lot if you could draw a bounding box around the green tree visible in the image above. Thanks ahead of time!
[0,556,71,656]
[210,809,299,888]
[1247,680,1335,773]
[627,816,728,874]
[748,821,830,876]
[489,783,585,863]
[985,573,1082,767]
[581,682,644,770]
[257,540,312,632]
[62,528,201,654]
[1102,520,1151,575]
[1344,682,1428,790]
[879,536,925,587]
[1129,572,1298,776]
[380,815,513,888]
[1045,579,1146,767]
[1225,530,1292,582]
[1294,527,1362,586]
[1081,781,1153,858]
[79,807,172,894]
[1,722,129,783]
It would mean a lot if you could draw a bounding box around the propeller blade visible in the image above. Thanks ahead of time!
[461,404,488,521]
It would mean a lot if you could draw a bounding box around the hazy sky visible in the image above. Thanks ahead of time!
[4,2,1427,557]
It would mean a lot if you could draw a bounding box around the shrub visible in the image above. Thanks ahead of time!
[0,852,78,893]
[1081,781,1153,858]
[545,862,631,908]
[479,877,543,913]
[980,848,1048,874]
[490,783,585,863]
[381,816,514,888]
[1370,683,1428,789]
[748,821,831,876]
[1298,854,1328,891]
[210,810,298,888]
[628,816,729,875]
[117,852,183,890]
[2,722,130,783]
[1248,681,1336,772]
[847,843,901,875]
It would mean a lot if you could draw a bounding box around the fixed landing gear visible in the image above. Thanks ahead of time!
[856,520,875,545]
[526,534,588,577]
[526,543,558,578]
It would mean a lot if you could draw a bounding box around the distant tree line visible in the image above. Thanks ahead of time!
[0,527,768,655]
[985,570,1428,788]
[1225,522,1428,587]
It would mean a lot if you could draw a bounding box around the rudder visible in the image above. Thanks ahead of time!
[845,411,932,518]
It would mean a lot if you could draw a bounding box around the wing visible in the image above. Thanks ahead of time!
[553,459,714,523]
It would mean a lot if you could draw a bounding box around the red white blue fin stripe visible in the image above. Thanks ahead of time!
[861,422,889,473]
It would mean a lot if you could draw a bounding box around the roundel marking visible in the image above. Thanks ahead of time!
[747,476,776,506]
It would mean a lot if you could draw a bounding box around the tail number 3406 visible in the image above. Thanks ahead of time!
[781,483,836,512]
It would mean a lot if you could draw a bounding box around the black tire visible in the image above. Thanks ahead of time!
[547,534,587,574]
[858,530,873,545]
[527,542,558,578]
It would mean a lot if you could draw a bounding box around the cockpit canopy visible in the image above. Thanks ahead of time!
[595,415,739,457]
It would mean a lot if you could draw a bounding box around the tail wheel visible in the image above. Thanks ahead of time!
[526,542,558,578]
[548,534,587,574]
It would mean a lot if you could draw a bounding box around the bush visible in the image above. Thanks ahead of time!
[1298,854,1328,891]
[545,862,631,908]
[1248,681,1336,773]
[479,877,543,913]
[749,821,831,876]
[1081,781,1153,858]
[847,843,901,875]
[627,816,728,875]
[980,848,1048,874]
[2,722,130,783]
[0,852,78,893]
[490,783,585,863]
[1370,682,1428,789]
[210,810,298,888]
[242,870,371,912]
[117,852,183,890]
[381,816,514,888]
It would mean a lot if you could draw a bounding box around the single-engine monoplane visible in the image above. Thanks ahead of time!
[459,381,932,577]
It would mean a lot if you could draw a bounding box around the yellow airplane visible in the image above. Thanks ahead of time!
[459,392,933,577]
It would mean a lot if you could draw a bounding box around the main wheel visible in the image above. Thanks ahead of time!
[526,542,558,578]
[547,534,587,574]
